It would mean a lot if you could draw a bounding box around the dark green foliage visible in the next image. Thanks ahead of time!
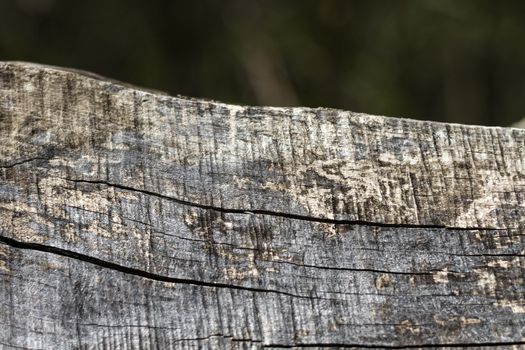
[1,1,525,125]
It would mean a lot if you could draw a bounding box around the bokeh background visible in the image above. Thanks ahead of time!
[1,0,525,126]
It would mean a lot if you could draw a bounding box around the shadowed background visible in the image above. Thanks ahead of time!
[1,0,525,126]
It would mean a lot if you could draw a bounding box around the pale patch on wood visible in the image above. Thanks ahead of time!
[474,269,497,295]
[496,300,525,314]
[433,268,450,284]
[222,265,260,281]
[375,274,392,290]
[0,245,9,273]
[487,259,512,269]
[433,315,482,327]
[397,319,420,335]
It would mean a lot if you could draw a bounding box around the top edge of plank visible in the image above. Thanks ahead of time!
[2,60,519,131]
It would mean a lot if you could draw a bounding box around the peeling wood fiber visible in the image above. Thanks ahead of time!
[0,62,524,349]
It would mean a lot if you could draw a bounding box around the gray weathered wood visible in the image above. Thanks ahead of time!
[0,62,524,349]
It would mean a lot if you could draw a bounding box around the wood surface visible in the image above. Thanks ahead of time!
[0,62,524,349]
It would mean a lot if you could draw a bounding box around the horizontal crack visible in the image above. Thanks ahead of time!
[263,340,525,349]
[0,157,49,169]
[80,328,237,344]
[271,259,435,276]
[0,234,335,301]
[0,341,42,350]
[62,177,507,231]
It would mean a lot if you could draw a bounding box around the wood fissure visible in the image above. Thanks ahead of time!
[0,157,50,169]
[0,236,335,301]
[62,177,509,232]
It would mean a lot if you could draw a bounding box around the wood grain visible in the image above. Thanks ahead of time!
[0,62,524,349]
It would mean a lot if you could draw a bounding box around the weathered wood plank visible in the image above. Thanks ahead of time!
[0,62,524,348]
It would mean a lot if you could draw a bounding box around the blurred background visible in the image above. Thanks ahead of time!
[1,0,525,126]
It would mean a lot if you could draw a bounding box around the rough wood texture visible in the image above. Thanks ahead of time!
[0,62,524,349]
